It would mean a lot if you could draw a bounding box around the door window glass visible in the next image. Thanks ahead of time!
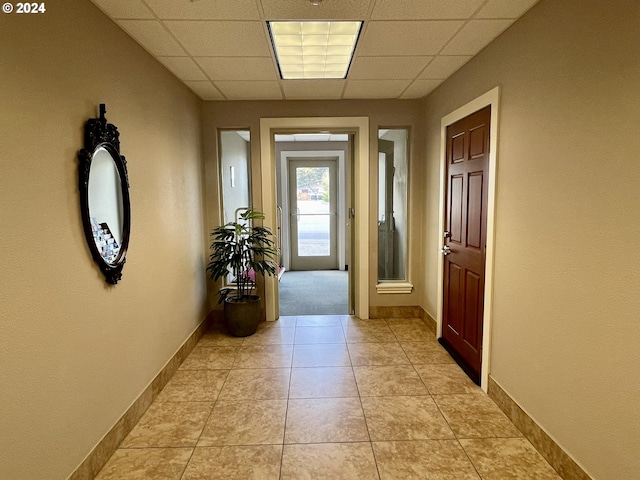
[296,166,330,256]
[219,130,251,224]
[219,130,251,285]
[378,128,409,281]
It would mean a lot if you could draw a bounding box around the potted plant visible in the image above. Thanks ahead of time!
[207,208,278,336]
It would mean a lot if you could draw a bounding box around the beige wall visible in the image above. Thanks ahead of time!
[4,0,636,477]
[203,100,425,309]
[0,2,207,479]
[422,0,640,478]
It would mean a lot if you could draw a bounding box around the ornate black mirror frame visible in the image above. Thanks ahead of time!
[78,104,131,284]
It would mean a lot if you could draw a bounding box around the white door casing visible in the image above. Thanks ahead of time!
[437,87,500,392]
[260,117,370,321]
[288,158,339,271]
[279,150,347,272]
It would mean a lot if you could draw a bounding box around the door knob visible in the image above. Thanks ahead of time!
[440,245,451,256]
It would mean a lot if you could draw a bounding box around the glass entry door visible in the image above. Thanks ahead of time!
[289,158,338,270]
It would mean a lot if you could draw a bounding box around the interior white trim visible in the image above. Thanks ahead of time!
[375,282,414,294]
[436,86,500,392]
[260,117,370,321]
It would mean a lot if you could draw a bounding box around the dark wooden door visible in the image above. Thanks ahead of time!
[440,106,490,385]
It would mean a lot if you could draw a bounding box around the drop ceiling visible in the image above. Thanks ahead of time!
[90,0,539,101]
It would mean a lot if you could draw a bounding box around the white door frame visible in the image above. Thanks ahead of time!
[436,87,500,392]
[260,117,370,321]
[288,157,339,270]
[280,150,346,272]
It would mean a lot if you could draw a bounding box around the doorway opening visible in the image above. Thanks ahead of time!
[439,105,491,386]
[260,116,369,321]
[437,87,500,392]
[274,133,351,316]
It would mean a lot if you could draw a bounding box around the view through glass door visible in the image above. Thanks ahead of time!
[289,158,338,270]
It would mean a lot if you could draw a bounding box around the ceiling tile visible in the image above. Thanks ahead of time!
[196,57,278,81]
[401,79,443,98]
[419,55,472,79]
[358,21,464,56]
[371,0,484,20]
[349,56,433,80]
[475,0,540,19]
[164,21,271,57]
[117,20,187,56]
[261,0,372,20]
[343,79,410,99]
[144,0,260,19]
[215,81,283,100]
[185,81,225,100]
[440,19,513,55]
[90,0,540,101]
[157,57,208,81]
[282,80,345,99]
[90,0,154,19]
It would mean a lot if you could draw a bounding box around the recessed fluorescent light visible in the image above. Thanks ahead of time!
[268,21,363,80]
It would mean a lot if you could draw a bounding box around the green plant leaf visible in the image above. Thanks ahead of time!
[207,208,279,300]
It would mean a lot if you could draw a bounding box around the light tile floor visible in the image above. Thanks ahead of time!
[96,315,562,480]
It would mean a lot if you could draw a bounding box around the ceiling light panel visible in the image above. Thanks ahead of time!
[268,21,362,79]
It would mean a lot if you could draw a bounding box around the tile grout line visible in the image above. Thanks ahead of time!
[403,348,485,475]
[344,320,383,479]
[278,315,298,480]
[181,329,255,477]
[429,385,485,479]
[180,334,233,479]
[192,332,242,477]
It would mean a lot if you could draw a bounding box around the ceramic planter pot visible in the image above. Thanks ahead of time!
[224,295,261,337]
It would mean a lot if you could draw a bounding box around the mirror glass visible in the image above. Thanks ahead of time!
[79,104,130,284]
[219,129,252,285]
[378,128,409,282]
[219,130,251,224]
[88,146,123,265]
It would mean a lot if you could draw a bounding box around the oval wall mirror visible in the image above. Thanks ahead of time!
[78,104,131,284]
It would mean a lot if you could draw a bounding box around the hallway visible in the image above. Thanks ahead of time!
[96,316,560,479]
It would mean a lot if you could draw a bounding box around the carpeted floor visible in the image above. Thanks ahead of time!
[279,270,348,316]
